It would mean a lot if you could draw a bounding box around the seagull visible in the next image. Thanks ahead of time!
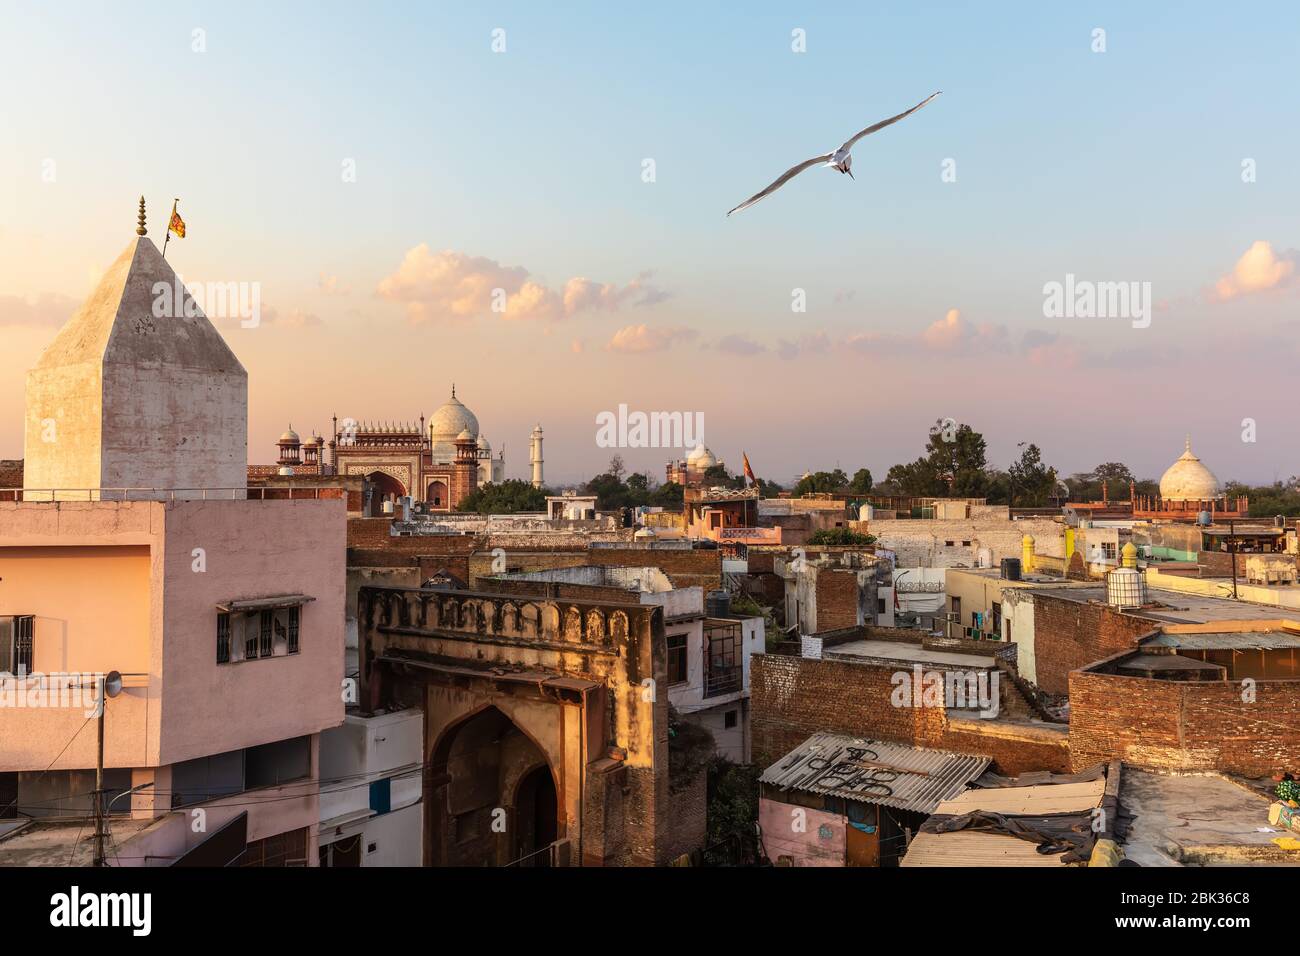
[726,91,941,216]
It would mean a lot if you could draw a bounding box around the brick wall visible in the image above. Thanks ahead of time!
[1069,668,1300,776]
[750,654,1070,775]
[661,770,707,862]
[814,569,862,631]
[1030,593,1154,694]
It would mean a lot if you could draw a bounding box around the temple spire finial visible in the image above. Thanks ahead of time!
[136,196,147,236]
[451,382,456,399]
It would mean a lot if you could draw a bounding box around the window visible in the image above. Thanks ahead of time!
[992,602,1002,637]
[950,596,961,617]
[961,540,971,547]
[724,710,738,729]
[259,610,273,658]
[944,540,955,547]
[0,616,34,675]
[667,632,688,685]
[217,613,231,664]
[286,606,300,655]
[1102,542,1117,561]
[877,598,886,615]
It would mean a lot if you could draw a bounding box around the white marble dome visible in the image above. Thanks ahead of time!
[1159,438,1221,501]
[429,391,479,441]
[686,443,717,469]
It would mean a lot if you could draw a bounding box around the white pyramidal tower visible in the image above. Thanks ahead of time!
[23,200,247,499]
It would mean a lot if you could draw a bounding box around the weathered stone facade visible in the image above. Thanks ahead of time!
[357,585,700,865]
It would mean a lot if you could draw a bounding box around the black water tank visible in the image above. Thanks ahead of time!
[705,590,731,618]
[1000,557,1022,581]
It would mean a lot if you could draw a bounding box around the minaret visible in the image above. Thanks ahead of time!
[530,424,544,489]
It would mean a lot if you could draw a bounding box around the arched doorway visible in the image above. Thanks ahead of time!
[364,471,406,516]
[426,479,448,510]
[513,765,558,867]
[428,706,558,866]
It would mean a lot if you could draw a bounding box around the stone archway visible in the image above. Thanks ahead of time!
[428,706,558,866]
[365,470,406,516]
[426,479,449,510]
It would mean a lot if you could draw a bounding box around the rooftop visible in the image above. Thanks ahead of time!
[1119,769,1298,866]
[759,732,990,814]
[1031,585,1295,624]
[825,639,997,670]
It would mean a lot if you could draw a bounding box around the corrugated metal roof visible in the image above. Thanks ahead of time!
[758,732,990,814]
[1151,630,1300,651]
[935,779,1105,815]
[900,778,1105,867]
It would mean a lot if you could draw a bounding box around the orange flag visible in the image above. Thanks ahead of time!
[742,452,756,485]
[169,204,186,238]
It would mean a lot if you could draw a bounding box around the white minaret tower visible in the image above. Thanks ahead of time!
[529,424,544,488]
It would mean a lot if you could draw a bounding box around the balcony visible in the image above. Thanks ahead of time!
[704,619,743,699]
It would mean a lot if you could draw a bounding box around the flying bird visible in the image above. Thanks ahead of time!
[726,91,941,216]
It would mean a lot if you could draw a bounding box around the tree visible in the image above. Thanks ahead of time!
[884,419,989,498]
[702,463,744,489]
[607,454,626,482]
[808,528,876,546]
[456,479,548,514]
[793,469,848,496]
[1007,443,1057,506]
[848,468,873,494]
[650,480,684,507]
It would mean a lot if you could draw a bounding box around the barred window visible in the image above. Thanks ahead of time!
[287,606,300,655]
[259,610,273,658]
[0,616,35,675]
[217,613,231,664]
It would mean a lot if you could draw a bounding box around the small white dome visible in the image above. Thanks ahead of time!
[686,444,717,468]
[1159,438,1221,501]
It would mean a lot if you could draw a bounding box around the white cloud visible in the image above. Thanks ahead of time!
[1213,240,1297,300]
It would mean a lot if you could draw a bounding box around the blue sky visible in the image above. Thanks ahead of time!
[2,2,1298,485]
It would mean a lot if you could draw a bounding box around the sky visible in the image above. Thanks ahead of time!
[2,1,1298,487]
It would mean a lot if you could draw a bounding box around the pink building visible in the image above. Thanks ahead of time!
[0,217,346,866]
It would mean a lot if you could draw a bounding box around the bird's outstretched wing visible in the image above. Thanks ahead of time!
[727,154,832,216]
[838,91,941,154]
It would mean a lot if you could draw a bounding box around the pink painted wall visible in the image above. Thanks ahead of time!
[0,498,345,771]
[759,798,846,866]
[157,498,345,764]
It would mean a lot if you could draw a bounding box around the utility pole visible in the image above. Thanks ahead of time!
[1229,519,1239,601]
[92,675,106,867]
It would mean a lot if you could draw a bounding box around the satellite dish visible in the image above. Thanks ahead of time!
[103,670,123,699]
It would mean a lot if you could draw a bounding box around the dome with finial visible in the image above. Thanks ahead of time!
[429,385,480,458]
[1159,437,1221,501]
[278,425,300,444]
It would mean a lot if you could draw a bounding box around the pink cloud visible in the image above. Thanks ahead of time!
[605,324,697,353]
[376,245,666,323]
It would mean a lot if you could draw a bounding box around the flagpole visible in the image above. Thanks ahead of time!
[161,198,178,259]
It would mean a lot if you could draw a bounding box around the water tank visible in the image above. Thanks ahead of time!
[1000,558,1022,581]
[705,590,732,618]
[1196,511,1212,526]
[1106,567,1146,608]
